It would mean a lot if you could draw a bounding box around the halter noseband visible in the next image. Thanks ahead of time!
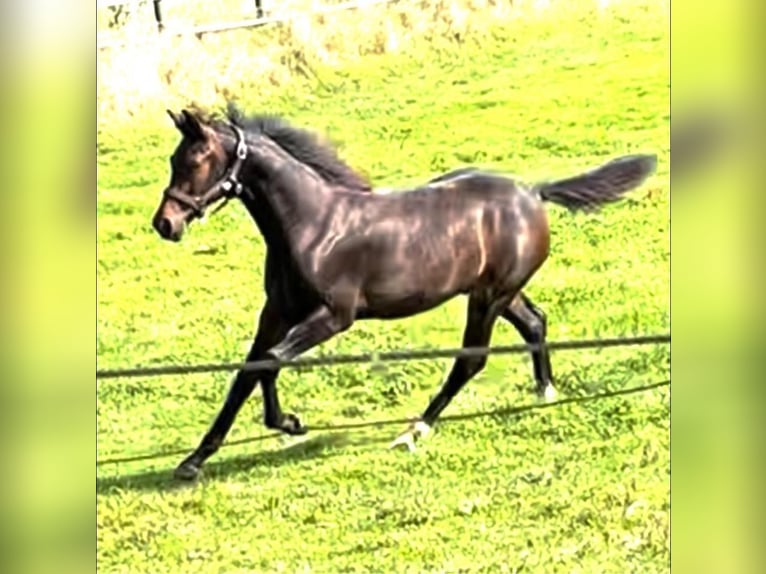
[163,123,249,219]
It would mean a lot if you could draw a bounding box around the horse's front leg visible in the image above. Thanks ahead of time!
[267,304,353,362]
[174,299,288,481]
[260,304,354,432]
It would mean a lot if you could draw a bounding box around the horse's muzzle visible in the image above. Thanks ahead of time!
[153,214,185,242]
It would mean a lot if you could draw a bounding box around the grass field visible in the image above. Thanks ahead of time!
[97,0,670,571]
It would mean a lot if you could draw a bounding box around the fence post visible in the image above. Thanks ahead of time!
[153,0,164,32]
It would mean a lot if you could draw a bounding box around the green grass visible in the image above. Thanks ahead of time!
[97,1,670,572]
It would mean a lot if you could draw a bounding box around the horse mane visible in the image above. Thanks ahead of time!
[196,102,373,192]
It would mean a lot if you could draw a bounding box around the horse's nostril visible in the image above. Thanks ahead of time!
[156,217,173,239]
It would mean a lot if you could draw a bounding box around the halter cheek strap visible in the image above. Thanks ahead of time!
[216,125,248,200]
[163,123,250,219]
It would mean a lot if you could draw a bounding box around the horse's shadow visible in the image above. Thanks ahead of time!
[97,431,385,495]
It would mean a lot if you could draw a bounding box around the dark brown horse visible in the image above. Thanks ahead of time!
[151,106,657,481]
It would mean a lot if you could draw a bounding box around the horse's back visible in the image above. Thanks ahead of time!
[377,171,526,203]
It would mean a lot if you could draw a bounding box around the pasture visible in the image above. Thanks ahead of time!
[97,0,670,572]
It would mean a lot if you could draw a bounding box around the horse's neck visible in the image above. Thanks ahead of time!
[241,135,330,248]
[237,136,333,279]
[240,193,288,251]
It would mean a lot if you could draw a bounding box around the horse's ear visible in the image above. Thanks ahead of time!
[181,109,205,141]
[167,109,184,130]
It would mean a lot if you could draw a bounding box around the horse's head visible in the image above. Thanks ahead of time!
[152,109,238,242]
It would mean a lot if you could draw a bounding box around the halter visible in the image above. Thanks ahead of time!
[163,123,250,219]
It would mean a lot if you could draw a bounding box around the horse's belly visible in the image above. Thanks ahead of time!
[361,289,458,320]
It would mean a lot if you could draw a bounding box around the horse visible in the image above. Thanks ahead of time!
[151,106,657,481]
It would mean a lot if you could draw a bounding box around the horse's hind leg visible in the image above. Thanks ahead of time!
[501,291,556,402]
[390,292,508,451]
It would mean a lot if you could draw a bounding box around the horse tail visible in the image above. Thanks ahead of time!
[533,154,657,212]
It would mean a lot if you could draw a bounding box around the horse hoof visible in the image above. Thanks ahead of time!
[174,460,201,481]
[389,421,431,452]
[281,413,308,436]
[389,432,417,452]
[537,384,557,404]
